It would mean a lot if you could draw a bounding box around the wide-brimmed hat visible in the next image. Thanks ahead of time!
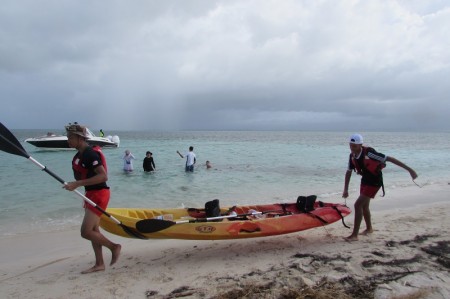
[65,123,88,138]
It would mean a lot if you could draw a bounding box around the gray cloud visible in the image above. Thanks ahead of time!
[1,0,449,131]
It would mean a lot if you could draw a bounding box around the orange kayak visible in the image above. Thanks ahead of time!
[99,200,351,240]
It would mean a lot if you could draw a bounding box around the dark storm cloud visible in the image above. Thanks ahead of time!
[1,0,449,131]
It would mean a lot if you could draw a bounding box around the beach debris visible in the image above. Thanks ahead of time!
[385,234,439,248]
[421,240,450,269]
[145,290,158,298]
[361,255,422,268]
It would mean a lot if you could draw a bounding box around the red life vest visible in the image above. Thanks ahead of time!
[351,146,385,177]
[72,146,107,180]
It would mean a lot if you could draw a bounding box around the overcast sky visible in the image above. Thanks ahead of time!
[1,0,449,131]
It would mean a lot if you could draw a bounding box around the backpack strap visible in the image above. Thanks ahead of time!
[281,203,288,215]
[332,206,350,228]
[306,212,328,225]
[380,172,385,197]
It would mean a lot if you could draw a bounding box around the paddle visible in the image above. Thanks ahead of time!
[0,122,146,239]
[136,209,284,233]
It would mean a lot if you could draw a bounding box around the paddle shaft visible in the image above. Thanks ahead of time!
[0,123,118,224]
[0,122,149,238]
[177,210,283,224]
[135,209,285,233]
[27,154,147,238]
[27,156,121,225]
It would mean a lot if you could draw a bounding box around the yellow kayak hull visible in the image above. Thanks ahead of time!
[99,202,351,240]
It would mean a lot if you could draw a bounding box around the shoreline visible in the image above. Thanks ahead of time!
[1,183,449,298]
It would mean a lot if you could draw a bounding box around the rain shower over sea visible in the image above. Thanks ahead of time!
[1,129,449,237]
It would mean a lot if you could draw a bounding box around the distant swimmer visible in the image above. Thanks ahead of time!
[123,150,136,172]
[143,151,156,172]
[206,160,212,169]
[177,146,196,172]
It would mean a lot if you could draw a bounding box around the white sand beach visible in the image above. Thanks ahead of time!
[0,183,449,299]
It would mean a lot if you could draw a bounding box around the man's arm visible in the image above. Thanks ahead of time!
[64,165,108,191]
[386,156,418,180]
[342,170,352,198]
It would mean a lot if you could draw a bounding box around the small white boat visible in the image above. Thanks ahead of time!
[25,128,120,149]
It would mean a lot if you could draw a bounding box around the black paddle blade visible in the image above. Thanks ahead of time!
[120,224,148,239]
[136,219,175,233]
[0,122,29,158]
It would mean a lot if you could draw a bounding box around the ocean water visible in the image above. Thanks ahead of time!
[1,129,449,237]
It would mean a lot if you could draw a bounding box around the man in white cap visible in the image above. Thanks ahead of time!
[343,133,418,241]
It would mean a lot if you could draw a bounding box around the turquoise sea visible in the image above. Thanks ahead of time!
[1,129,449,237]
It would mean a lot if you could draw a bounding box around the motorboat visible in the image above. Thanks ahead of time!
[25,127,120,149]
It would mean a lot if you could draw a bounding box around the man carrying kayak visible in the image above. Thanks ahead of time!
[342,133,418,241]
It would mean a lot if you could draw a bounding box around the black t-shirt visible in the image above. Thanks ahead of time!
[143,157,155,171]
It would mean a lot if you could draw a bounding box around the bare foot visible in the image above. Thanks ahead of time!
[110,244,121,266]
[344,235,358,242]
[361,229,373,236]
[81,265,105,274]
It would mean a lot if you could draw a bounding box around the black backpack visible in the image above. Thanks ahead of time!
[296,195,317,212]
[205,199,221,217]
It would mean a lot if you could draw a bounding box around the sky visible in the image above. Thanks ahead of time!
[1,0,449,131]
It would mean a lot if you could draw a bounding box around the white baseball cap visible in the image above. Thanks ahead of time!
[349,134,363,144]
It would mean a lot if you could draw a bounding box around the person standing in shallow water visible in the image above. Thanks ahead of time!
[63,123,121,274]
[342,133,418,241]
[123,150,135,172]
[143,151,156,172]
[177,146,196,172]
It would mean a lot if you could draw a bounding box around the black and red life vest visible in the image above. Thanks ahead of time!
[351,146,385,177]
[72,146,107,181]
[351,146,386,196]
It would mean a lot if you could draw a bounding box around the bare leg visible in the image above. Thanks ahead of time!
[360,199,373,235]
[80,209,121,274]
[345,194,371,241]
[110,243,121,266]
[80,240,105,274]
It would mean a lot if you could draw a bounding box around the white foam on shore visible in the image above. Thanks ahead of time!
[370,181,449,212]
